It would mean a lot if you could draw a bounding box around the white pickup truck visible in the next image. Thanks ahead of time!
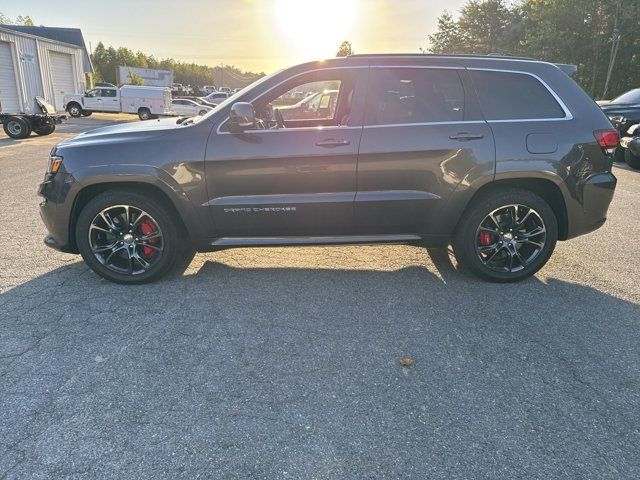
[63,85,172,120]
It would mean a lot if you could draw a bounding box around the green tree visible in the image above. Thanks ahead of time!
[336,41,354,57]
[428,11,462,53]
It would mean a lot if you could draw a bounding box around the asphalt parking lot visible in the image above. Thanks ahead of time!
[1,114,639,479]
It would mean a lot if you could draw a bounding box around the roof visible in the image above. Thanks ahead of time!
[1,25,92,73]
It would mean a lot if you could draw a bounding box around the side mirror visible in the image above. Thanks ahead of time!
[229,102,255,132]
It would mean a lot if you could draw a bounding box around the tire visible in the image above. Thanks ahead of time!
[2,116,31,139]
[613,146,625,163]
[199,110,207,116]
[81,111,93,117]
[76,189,192,284]
[67,103,82,117]
[138,108,152,121]
[34,124,56,136]
[452,187,558,283]
[624,148,640,170]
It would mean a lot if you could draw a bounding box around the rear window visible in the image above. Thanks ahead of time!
[470,70,566,120]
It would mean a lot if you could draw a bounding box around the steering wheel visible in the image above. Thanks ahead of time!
[274,108,285,129]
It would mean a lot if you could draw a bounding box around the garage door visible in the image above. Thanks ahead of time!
[50,52,75,111]
[0,42,20,114]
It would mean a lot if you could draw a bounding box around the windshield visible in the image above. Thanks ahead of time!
[199,70,282,120]
[613,89,640,104]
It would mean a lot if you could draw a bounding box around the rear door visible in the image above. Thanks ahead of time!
[355,65,495,234]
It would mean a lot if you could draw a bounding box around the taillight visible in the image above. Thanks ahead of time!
[594,129,619,149]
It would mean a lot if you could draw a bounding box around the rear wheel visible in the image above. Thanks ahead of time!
[76,190,192,284]
[138,108,152,121]
[3,116,31,139]
[67,103,82,117]
[34,124,55,136]
[452,188,558,282]
[624,148,640,169]
[199,110,207,116]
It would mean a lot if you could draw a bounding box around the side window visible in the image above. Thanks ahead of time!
[365,68,465,125]
[101,89,117,98]
[269,80,341,123]
[86,89,99,97]
[250,69,357,129]
[469,70,566,120]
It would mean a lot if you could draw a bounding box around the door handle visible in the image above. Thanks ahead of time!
[449,132,484,141]
[315,139,351,148]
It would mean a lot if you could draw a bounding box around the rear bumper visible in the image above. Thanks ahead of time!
[566,172,617,239]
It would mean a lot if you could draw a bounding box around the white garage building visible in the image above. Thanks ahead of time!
[0,25,92,114]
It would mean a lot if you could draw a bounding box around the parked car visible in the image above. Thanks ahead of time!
[202,85,217,95]
[219,87,232,94]
[170,99,213,116]
[202,92,230,104]
[39,54,618,284]
[64,86,172,120]
[598,88,640,134]
[275,90,339,120]
[619,122,640,169]
[175,96,217,108]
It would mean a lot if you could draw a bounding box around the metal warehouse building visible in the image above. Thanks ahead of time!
[0,25,92,114]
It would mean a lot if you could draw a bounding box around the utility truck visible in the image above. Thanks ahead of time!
[63,85,172,120]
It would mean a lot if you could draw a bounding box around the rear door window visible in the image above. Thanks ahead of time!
[469,70,566,120]
[364,68,465,125]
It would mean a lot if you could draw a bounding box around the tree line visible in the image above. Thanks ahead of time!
[427,0,638,99]
[90,42,265,89]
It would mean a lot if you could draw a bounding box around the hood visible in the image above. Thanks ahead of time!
[58,117,185,148]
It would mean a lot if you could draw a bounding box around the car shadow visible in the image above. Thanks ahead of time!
[1,251,639,477]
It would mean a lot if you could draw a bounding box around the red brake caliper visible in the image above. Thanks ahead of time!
[140,219,158,258]
[479,231,492,246]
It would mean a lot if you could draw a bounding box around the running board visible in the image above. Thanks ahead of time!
[211,234,422,248]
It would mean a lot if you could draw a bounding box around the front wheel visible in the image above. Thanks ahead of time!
[624,148,640,170]
[67,103,82,117]
[452,188,558,282]
[76,190,191,284]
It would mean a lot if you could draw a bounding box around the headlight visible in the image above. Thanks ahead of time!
[48,154,63,174]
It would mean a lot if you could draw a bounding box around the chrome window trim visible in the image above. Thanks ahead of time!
[363,120,486,129]
[216,64,574,134]
[467,67,574,122]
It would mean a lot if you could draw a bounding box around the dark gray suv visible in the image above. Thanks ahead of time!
[38,54,619,284]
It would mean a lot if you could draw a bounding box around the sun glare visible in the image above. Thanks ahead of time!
[275,0,357,59]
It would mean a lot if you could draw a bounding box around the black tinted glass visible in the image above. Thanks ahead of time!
[365,68,465,125]
[470,70,566,120]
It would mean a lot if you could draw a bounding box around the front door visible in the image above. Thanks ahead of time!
[204,68,365,237]
[355,66,495,234]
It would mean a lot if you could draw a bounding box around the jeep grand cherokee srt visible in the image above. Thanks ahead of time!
[38,54,619,284]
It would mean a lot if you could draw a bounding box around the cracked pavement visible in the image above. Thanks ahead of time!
[1,114,640,479]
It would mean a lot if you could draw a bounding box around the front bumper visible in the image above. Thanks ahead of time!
[38,171,77,253]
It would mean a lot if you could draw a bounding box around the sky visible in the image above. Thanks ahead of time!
[3,0,468,73]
